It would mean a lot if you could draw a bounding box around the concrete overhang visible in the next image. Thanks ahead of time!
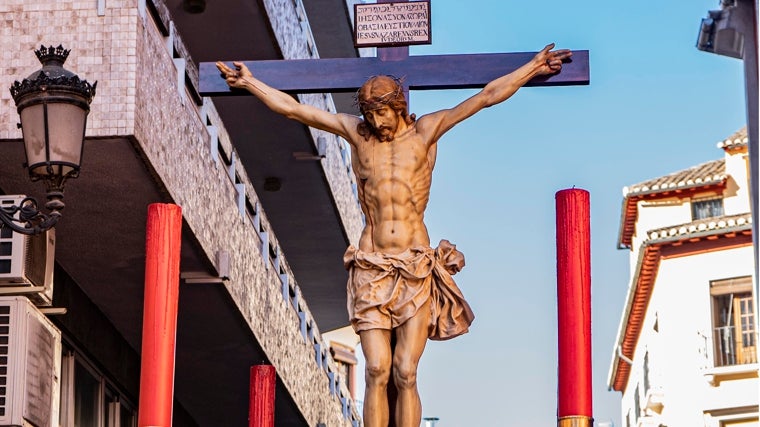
[0,0,360,424]
[163,0,362,332]
[0,137,309,425]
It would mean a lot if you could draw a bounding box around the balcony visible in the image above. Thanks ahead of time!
[704,326,759,386]
[713,325,757,367]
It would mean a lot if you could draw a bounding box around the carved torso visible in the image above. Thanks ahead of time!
[350,124,434,253]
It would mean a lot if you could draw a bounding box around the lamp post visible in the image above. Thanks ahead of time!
[696,0,759,376]
[2,45,96,235]
[423,416,439,427]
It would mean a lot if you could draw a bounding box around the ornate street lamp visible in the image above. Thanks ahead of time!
[2,45,96,235]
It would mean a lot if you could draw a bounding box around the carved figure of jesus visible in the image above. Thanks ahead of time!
[217,44,570,427]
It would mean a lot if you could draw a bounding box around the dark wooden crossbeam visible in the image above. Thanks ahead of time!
[199,50,589,96]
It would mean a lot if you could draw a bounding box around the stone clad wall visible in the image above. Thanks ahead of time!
[132,3,359,426]
[0,0,137,139]
[263,0,365,245]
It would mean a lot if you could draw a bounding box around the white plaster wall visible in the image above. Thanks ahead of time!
[620,245,757,426]
[723,151,751,215]
[629,200,690,270]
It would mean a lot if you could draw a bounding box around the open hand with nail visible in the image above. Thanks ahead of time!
[534,43,572,75]
[215,61,253,90]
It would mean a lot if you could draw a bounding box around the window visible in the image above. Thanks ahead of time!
[711,276,757,367]
[106,387,136,427]
[705,408,759,427]
[118,400,137,427]
[59,345,137,427]
[692,198,724,220]
[74,359,102,426]
[720,417,759,426]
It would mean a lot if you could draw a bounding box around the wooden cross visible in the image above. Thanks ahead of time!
[197,2,589,426]
[199,48,588,97]
[198,4,589,98]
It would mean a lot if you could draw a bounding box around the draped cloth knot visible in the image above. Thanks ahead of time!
[343,239,474,341]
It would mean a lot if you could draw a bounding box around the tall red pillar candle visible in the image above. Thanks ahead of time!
[555,189,593,425]
[249,365,276,427]
[138,203,183,427]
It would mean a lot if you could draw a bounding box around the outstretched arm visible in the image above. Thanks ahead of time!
[216,61,359,141]
[418,44,572,142]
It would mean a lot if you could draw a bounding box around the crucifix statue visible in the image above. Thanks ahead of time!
[203,2,588,426]
[215,43,571,427]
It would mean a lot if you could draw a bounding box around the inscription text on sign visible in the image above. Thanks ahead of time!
[354,0,431,47]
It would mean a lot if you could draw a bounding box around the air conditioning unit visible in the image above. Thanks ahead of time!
[0,296,62,427]
[0,195,55,306]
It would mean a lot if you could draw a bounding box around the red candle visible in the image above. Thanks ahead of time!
[138,203,183,427]
[250,365,276,427]
[555,189,593,424]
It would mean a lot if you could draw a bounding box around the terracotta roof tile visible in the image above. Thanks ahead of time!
[623,159,725,197]
[717,126,748,150]
[645,212,753,242]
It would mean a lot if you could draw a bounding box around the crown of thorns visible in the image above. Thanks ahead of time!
[354,75,406,111]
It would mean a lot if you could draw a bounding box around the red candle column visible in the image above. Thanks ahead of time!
[138,204,183,427]
[249,365,276,427]
[555,189,593,427]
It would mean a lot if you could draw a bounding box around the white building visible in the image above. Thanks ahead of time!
[608,127,757,427]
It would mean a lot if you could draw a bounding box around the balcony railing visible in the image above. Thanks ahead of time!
[713,325,757,367]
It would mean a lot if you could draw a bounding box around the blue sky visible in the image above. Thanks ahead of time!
[353,0,748,425]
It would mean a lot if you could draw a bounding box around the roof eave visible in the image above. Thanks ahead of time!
[607,247,647,390]
[608,219,753,391]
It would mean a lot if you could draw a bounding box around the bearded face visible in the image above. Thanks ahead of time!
[355,76,414,142]
[362,105,401,142]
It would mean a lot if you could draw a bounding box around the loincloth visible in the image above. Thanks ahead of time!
[343,239,475,341]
